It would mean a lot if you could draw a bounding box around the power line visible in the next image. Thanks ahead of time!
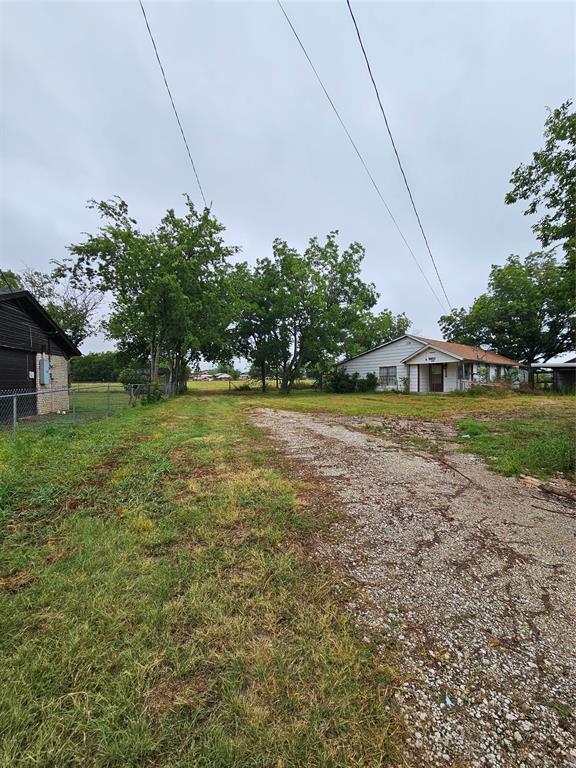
[0,270,17,292]
[276,0,447,313]
[137,0,208,208]
[345,0,452,310]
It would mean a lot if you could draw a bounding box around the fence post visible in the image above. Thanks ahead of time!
[12,395,17,441]
[107,383,111,416]
[71,387,76,424]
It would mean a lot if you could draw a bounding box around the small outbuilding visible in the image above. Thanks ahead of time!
[337,334,525,393]
[0,289,81,418]
[532,356,576,394]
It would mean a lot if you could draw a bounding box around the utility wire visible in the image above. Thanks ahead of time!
[0,270,17,292]
[345,0,452,309]
[138,0,208,208]
[276,0,447,312]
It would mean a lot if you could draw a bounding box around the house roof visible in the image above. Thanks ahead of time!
[337,334,521,367]
[410,337,521,366]
[0,289,81,357]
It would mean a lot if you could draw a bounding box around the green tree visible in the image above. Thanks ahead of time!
[344,309,411,358]
[439,252,575,381]
[3,267,103,346]
[63,197,237,391]
[231,260,290,391]
[0,270,21,290]
[70,351,124,382]
[233,233,379,392]
[505,101,575,266]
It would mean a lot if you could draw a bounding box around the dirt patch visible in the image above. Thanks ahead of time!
[147,669,219,719]
[252,408,576,768]
[45,546,75,564]
[0,569,33,592]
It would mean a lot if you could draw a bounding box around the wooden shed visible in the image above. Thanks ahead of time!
[0,289,81,418]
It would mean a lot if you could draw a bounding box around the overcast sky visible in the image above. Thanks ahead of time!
[1,0,574,353]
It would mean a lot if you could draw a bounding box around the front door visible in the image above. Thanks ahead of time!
[429,363,444,393]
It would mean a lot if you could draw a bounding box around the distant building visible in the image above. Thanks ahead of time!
[214,373,232,380]
[0,289,81,418]
[337,335,525,393]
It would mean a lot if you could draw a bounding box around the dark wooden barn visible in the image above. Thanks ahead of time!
[0,289,81,418]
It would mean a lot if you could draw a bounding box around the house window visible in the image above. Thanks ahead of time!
[379,366,397,387]
[458,363,473,380]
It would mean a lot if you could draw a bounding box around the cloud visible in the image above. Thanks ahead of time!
[1,0,573,349]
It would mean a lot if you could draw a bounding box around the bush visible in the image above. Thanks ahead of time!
[118,368,147,387]
[326,370,378,393]
[365,372,378,391]
[141,382,162,404]
[326,370,358,393]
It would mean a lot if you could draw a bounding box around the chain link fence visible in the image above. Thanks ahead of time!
[0,383,176,439]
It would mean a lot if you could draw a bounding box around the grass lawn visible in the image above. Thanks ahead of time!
[0,396,398,767]
[243,389,575,480]
[246,388,573,419]
[458,410,575,478]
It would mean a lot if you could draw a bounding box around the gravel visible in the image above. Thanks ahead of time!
[252,408,576,768]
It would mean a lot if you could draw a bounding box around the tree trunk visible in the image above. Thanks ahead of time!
[260,361,266,392]
[280,362,290,394]
[527,363,536,388]
[150,342,161,382]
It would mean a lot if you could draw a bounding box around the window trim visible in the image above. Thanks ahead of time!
[379,365,398,388]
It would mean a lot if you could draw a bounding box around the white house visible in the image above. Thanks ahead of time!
[337,335,525,393]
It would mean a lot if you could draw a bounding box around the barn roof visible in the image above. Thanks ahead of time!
[0,289,81,357]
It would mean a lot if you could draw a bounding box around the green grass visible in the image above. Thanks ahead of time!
[458,411,575,478]
[244,388,574,420]
[0,396,399,767]
[238,389,575,479]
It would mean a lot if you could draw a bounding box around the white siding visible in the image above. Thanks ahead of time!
[445,362,459,392]
[418,366,429,393]
[409,364,419,393]
[339,337,426,391]
[405,348,460,365]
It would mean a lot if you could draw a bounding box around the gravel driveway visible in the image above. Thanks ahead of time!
[252,408,576,768]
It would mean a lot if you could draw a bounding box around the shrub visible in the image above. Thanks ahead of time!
[141,382,162,404]
[118,368,147,387]
[326,370,358,393]
[326,370,378,393]
[365,372,379,391]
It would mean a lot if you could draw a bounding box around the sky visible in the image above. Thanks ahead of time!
[0,0,574,353]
